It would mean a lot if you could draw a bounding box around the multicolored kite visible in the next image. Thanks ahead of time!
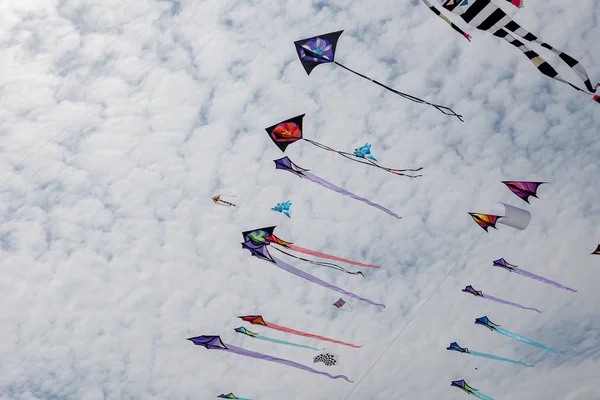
[468,213,501,232]
[462,285,542,313]
[333,298,353,312]
[265,115,423,178]
[212,194,236,207]
[451,380,494,400]
[239,315,361,348]
[492,258,577,292]
[314,352,339,366]
[294,31,464,120]
[235,327,321,351]
[187,335,352,382]
[423,0,599,105]
[591,245,600,255]
[243,225,375,275]
[218,394,250,400]
[447,342,533,367]
[275,156,401,219]
[272,200,292,218]
[475,316,564,354]
[502,181,544,203]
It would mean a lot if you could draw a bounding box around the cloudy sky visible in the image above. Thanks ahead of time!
[1,0,599,399]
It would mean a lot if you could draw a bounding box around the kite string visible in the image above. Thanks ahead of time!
[342,235,482,399]
[343,130,566,399]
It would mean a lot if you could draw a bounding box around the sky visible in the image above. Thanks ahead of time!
[0,0,599,399]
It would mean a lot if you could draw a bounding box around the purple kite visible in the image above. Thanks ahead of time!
[492,258,576,293]
[502,181,545,203]
[275,156,401,219]
[187,335,352,382]
[462,285,542,313]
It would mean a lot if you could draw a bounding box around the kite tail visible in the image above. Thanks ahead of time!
[481,294,542,313]
[469,351,534,368]
[421,0,472,41]
[223,345,353,382]
[271,245,365,276]
[303,138,422,178]
[271,255,385,310]
[494,328,564,354]
[493,29,598,104]
[302,171,402,219]
[285,243,379,269]
[254,334,322,351]
[472,392,495,400]
[513,268,577,292]
[333,61,463,121]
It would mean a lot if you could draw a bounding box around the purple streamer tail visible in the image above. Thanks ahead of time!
[223,344,353,382]
[272,255,385,308]
[482,294,542,313]
[513,268,577,292]
[303,171,401,219]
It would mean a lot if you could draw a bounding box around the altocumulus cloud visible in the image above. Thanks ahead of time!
[0,0,599,399]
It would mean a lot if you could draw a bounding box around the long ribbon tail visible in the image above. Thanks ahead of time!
[333,61,463,121]
[285,243,378,269]
[513,268,577,292]
[302,171,401,219]
[255,334,322,351]
[303,138,423,178]
[223,345,353,382]
[472,392,495,400]
[469,351,534,367]
[266,319,361,348]
[482,294,542,313]
[271,245,365,276]
[492,29,599,105]
[494,328,564,354]
[421,0,472,41]
[271,255,385,309]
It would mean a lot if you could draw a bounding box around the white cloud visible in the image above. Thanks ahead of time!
[1,0,599,399]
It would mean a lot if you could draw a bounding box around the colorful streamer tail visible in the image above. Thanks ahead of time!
[302,171,401,219]
[482,294,542,313]
[469,351,534,368]
[512,268,577,292]
[271,255,385,309]
[285,243,379,268]
[495,327,564,354]
[254,334,322,351]
[224,344,353,382]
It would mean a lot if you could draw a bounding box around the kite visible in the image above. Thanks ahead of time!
[241,232,386,309]
[468,212,501,232]
[275,156,401,219]
[294,30,464,121]
[218,394,250,400]
[591,245,600,255]
[242,226,379,275]
[462,285,542,313]
[422,0,600,105]
[212,194,236,207]
[447,342,534,367]
[505,0,522,7]
[239,315,361,349]
[469,202,531,232]
[265,115,423,178]
[333,298,353,312]
[187,335,352,382]
[475,316,564,354]
[272,200,292,218]
[234,327,322,351]
[492,258,577,292]
[314,352,339,366]
[451,380,494,400]
[502,181,545,203]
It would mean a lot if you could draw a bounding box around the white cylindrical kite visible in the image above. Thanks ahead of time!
[469,202,531,232]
